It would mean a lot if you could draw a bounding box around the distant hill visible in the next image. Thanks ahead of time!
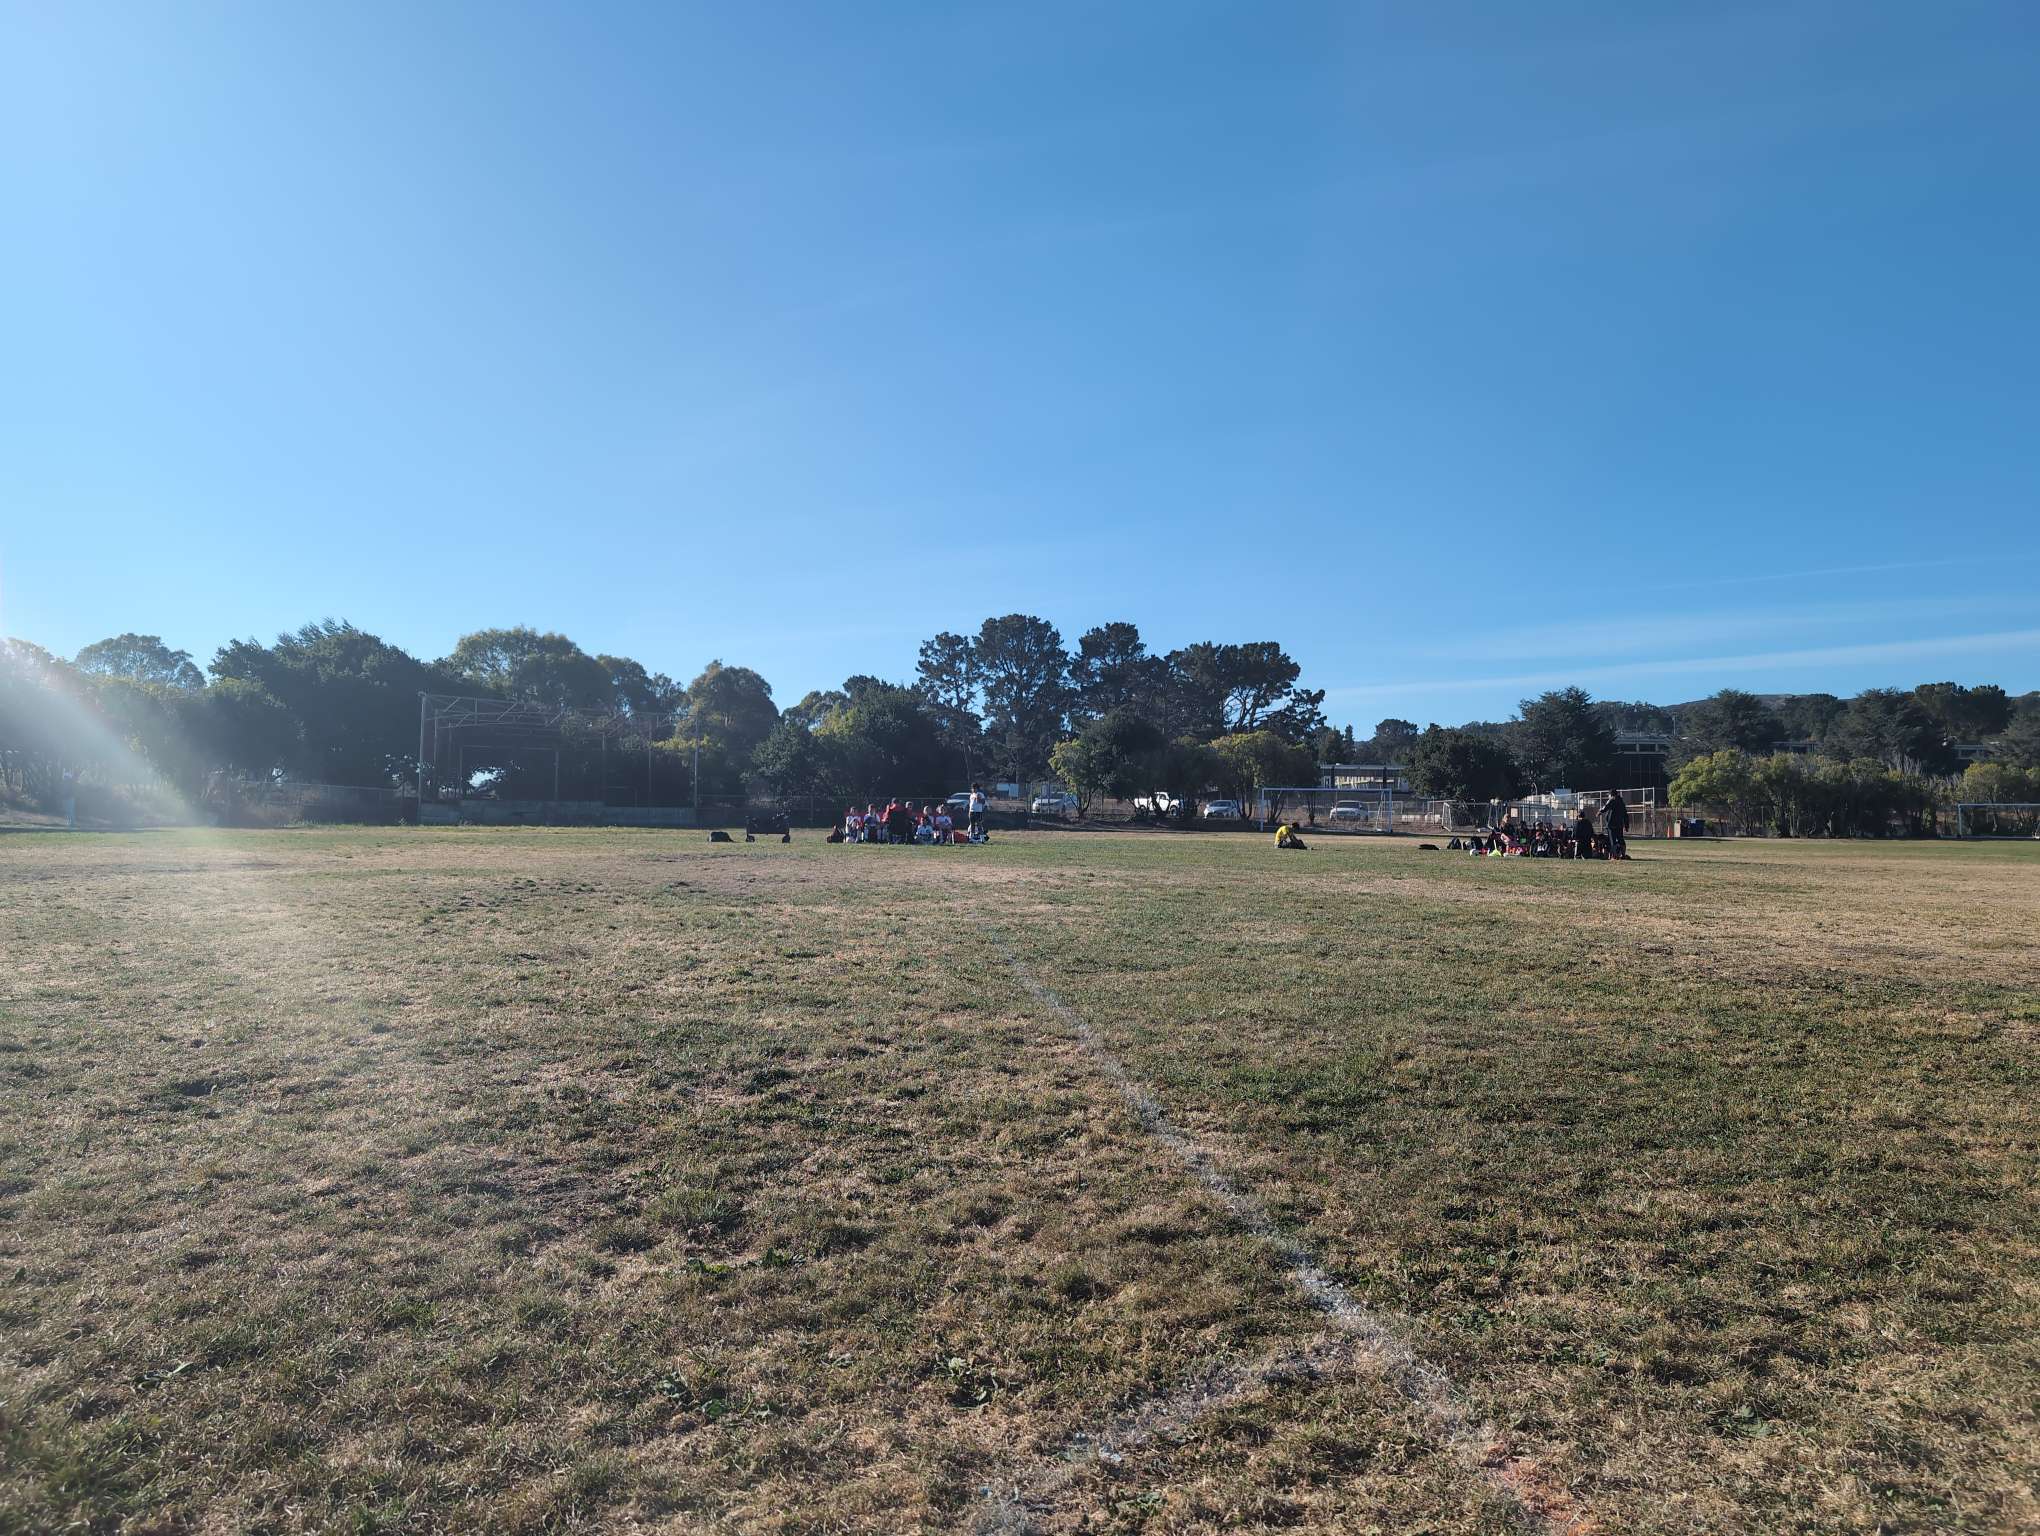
[1663,692,1806,716]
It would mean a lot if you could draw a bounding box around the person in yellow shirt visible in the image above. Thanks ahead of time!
[1274,822,1308,850]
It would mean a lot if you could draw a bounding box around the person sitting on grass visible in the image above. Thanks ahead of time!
[934,805,954,843]
[914,805,936,844]
[844,806,864,842]
[1274,822,1309,850]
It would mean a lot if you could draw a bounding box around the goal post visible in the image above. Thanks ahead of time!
[1954,802,2040,839]
[416,692,691,821]
[1254,785,1398,833]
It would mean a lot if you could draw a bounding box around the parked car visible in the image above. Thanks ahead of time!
[944,792,974,811]
[1328,801,1367,822]
[1202,799,1243,820]
[1031,792,1077,814]
[1133,791,1182,815]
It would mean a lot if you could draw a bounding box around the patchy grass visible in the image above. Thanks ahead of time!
[0,827,2033,1534]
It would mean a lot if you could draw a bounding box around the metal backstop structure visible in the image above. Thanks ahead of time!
[416,693,697,825]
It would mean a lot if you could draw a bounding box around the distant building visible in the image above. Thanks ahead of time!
[1614,731,1673,766]
[1320,762,1411,793]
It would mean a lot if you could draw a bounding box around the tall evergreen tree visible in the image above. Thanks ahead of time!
[1511,687,1618,790]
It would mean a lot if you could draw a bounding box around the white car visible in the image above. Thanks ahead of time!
[1031,792,1077,814]
[1201,799,1243,820]
[1328,801,1367,822]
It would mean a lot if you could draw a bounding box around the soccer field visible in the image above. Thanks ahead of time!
[1,829,2034,1535]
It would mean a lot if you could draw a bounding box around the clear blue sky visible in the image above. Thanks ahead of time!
[4,1,2036,727]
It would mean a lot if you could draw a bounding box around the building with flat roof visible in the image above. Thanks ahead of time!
[1614,731,1673,764]
[1320,762,1411,793]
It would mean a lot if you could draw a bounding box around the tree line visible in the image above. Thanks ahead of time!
[1647,681,2040,834]
[3,617,2036,824]
[1390,681,2040,803]
[0,624,781,810]
[757,618,1333,811]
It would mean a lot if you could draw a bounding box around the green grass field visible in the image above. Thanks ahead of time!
[1,828,2034,1535]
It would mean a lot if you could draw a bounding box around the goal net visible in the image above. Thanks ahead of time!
[1255,786,1399,833]
[1954,802,2040,839]
[417,693,689,818]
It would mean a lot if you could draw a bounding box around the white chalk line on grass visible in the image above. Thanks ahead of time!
[974,1334,1361,1536]
[979,931,1590,1536]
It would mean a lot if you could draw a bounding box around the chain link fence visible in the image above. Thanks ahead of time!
[208,779,412,826]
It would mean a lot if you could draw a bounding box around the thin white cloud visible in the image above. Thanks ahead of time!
[1326,627,2040,702]
[1430,594,2004,663]
[1638,558,1969,595]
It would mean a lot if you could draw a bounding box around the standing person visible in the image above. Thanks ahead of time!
[1603,792,1629,858]
[967,783,987,841]
[1573,799,1594,860]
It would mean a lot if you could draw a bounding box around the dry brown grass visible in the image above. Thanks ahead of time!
[0,827,2033,1534]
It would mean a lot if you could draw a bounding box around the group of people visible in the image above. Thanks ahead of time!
[830,785,989,845]
[1273,795,1632,859]
[1449,796,1630,860]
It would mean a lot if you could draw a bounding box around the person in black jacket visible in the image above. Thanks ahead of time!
[1603,793,1629,858]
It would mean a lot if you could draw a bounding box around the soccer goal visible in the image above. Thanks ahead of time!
[415,692,692,824]
[1254,786,1398,833]
[1953,802,2040,839]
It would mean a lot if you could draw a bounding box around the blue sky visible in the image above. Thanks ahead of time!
[3,1,2036,727]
